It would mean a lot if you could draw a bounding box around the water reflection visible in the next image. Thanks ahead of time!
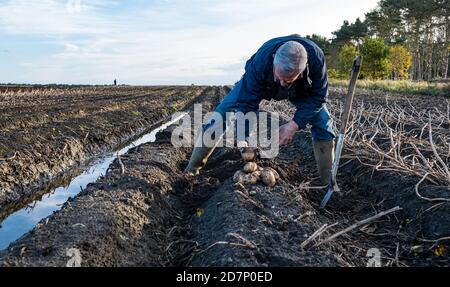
[0,113,186,250]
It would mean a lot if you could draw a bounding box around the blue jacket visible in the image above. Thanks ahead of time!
[235,35,328,130]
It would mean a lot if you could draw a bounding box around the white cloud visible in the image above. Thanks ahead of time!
[0,0,117,35]
[0,0,379,84]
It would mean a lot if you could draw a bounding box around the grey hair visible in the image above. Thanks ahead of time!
[273,41,307,76]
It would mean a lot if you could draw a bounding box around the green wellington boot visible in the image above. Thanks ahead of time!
[312,140,335,186]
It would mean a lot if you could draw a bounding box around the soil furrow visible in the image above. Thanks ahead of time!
[1,87,447,266]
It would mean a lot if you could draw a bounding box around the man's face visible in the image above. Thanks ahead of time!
[274,65,301,88]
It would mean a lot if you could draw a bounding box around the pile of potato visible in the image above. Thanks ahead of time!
[233,141,279,187]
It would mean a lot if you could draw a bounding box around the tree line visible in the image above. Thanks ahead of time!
[305,0,449,81]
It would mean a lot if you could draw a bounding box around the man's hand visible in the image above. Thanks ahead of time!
[279,120,299,146]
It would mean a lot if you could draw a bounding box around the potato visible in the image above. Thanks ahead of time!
[233,170,259,185]
[241,150,256,162]
[243,162,258,173]
[242,173,259,185]
[265,167,280,180]
[238,142,257,162]
[261,168,276,187]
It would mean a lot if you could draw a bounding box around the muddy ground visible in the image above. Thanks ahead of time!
[0,87,448,267]
[0,85,217,220]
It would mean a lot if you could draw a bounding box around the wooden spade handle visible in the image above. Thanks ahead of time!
[339,56,362,134]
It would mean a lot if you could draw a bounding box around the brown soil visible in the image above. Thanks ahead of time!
[0,86,214,220]
[0,87,448,267]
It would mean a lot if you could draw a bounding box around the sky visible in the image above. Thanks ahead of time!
[0,0,379,85]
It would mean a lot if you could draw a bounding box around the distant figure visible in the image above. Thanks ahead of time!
[114,79,117,86]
